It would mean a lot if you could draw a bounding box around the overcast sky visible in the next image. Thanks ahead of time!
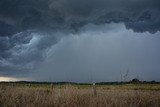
[0,0,160,82]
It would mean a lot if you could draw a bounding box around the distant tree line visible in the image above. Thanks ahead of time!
[0,79,159,85]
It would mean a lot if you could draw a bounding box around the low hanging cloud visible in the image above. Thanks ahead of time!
[31,23,160,82]
[0,0,160,81]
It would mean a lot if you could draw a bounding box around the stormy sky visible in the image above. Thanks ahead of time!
[0,0,160,82]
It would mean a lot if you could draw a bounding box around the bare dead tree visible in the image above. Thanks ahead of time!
[120,70,123,82]
[120,68,130,82]
[123,68,130,82]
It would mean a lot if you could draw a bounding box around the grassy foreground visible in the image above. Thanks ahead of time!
[0,83,160,107]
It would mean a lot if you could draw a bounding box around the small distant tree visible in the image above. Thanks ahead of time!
[131,78,140,83]
[151,80,156,84]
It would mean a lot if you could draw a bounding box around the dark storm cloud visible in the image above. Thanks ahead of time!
[0,0,160,36]
[0,0,160,77]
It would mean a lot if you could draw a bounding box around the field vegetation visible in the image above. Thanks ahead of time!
[0,82,160,107]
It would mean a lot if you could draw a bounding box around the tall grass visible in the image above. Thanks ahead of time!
[0,84,159,107]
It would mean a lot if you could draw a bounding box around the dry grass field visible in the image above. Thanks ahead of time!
[0,83,160,107]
